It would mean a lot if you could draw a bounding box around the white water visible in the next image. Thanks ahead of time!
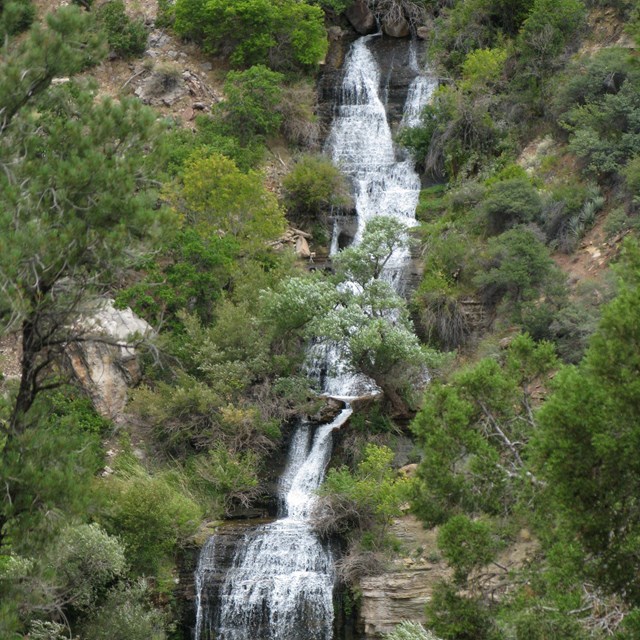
[194,35,434,640]
[213,408,352,640]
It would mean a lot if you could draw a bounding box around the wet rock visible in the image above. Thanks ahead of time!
[382,16,410,38]
[345,0,377,35]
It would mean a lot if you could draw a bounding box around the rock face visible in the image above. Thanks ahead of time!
[345,0,377,35]
[382,17,410,38]
[66,299,152,421]
[357,517,451,639]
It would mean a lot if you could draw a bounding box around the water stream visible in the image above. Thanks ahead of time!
[193,34,435,640]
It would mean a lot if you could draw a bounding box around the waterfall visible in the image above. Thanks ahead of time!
[195,409,352,640]
[194,34,434,640]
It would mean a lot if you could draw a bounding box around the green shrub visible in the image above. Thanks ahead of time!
[518,0,586,77]
[156,0,175,28]
[437,515,498,584]
[101,465,202,574]
[557,51,640,178]
[283,154,352,218]
[400,86,501,179]
[481,178,543,235]
[97,1,148,58]
[159,116,265,175]
[426,582,499,640]
[217,65,284,142]
[1,393,103,551]
[552,48,633,117]
[474,227,560,308]
[81,581,166,640]
[174,0,327,71]
[623,154,640,204]
[49,523,127,611]
[0,0,35,37]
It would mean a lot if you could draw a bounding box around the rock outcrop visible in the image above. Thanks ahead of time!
[345,0,377,35]
[66,299,152,421]
[382,17,410,38]
[358,517,451,639]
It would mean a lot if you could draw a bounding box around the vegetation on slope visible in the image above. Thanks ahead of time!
[1,0,640,638]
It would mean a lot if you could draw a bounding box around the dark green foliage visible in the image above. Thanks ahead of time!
[517,0,586,84]
[474,228,563,309]
[100,461,202,574]
[160,115,265,175]
[156,0,175,28]
[430,0,532,72]
[174,0,328,71]
[426,582,499,640]
[97,0,148,58]
[218,65,284,142]
[533,240,640,605]
[116,229,237,328]
[437,515,497,584]
[401,86,502,179]
[412,334,557,524]
[0,7,105,128]
[561,60,640,178]
[0,0,35,37]
[481,178,543,235]
[283,154,352,219]
[80,582,166,640]
[0,390,104,551]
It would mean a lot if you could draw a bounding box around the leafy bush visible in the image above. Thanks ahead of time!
[557,50,640,178]
[426,581,499,640]
[97,1,148,58]
[437,515,497,584]
[385,621,441,640]
[156,0,175,28]
[218,66,284,142]
[401,86,502,179]
[314,444,411,544]
[481,178,543,235]
[101,464,202,574]
[412,334,557,525]
[0,0,35,38]
[1,393,103,550]
[172,152,286,248]
[277,80,322,148]
[160,115,265,175]
[174,0,328,71]
[81,581,166,640]
[552,48,633,117]
[533,240,640,605]
[518,0,585,79]
[474,228,562,308]
[283,154,352,219]
[49,523,127,611]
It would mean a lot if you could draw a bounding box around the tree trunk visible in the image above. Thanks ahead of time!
[10,319,39,434]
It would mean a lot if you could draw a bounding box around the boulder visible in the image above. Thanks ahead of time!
[382,16,410,38]
[345,0,377,35]
[66,299,152,421]
[416,26,430,40]
[295,236,312,259]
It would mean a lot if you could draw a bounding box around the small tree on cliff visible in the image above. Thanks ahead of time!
[263,217,434,415]
[0,7,167,432]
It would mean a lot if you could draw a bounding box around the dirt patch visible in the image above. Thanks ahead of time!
[553,214,626,287]
[0,332,21,380]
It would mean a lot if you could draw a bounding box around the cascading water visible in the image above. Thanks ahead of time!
[193,34,434,640]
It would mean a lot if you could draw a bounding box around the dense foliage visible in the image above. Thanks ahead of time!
[2,0,640,638]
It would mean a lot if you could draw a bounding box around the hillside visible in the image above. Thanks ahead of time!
[1,1,640,640]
